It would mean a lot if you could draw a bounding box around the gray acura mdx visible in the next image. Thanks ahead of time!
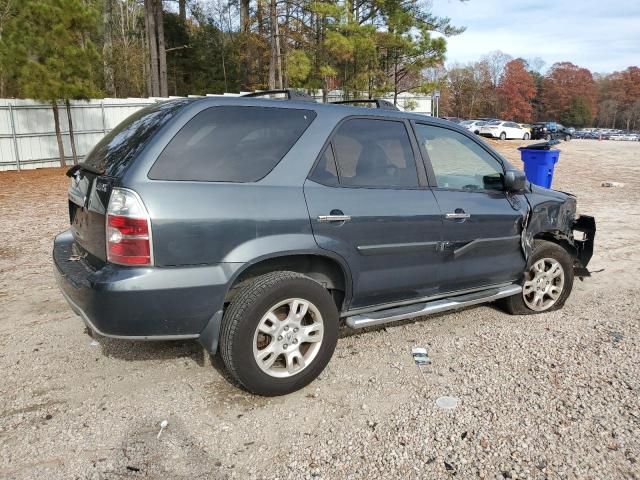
[54,91,595,396]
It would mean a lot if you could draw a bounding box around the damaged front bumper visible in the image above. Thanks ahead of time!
[572,215,596,278]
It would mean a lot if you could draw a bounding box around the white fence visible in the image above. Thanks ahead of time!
[0,98,165,171]
[0,92,433,172]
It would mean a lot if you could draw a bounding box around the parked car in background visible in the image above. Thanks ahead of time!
[531,122,572,141]
[610,133,639,141]
[460,119,487,134]
[479,120,530,140]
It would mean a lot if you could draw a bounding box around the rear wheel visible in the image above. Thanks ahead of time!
[499,132,507,140]
[220,271,339,396]
[501,240,574,315]
[544,133,552,141]
[523,133,530,140]
[565,134,571,141]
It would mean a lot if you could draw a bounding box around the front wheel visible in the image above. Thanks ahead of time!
[565,134,571,141]
[523,133,530,140]
[501,240,574,315]
[219,271,339,396]
[499,132,507,140]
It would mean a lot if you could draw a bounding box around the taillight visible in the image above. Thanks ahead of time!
[106,188,153,266]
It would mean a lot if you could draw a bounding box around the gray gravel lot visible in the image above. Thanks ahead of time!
[0,140,639,479]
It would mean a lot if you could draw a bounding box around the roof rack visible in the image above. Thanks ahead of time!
[330,99,399,111]
[241,89,316,102]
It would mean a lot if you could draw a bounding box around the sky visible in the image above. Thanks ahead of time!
[429,0,640,74]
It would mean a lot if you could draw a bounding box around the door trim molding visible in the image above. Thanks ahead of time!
[356,241,439,256]
[453,235,521,258]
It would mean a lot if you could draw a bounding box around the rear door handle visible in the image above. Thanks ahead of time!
[445,212,470,220]
[318,215,351,222]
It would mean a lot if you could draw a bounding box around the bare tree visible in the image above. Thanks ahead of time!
[103,0,115,96]
[144,0,167,96]
[156,0,168,96]
[268,0,282,89]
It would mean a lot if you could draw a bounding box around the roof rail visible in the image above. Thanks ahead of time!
[241,89,316,102]
[330,99,399,111]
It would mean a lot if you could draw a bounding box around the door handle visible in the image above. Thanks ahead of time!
[445,212,470,220]
[318,214,351,222]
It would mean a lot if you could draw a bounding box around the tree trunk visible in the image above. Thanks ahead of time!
[103,0,115,97]
[179,0,186,21]
[256,0,265,87]
[275,12,282,89]
[52,103,66,167]
[268,0,277,89]
[240,0,250,33]
[156,0,168,97]
[65,100,78,165]
[145,0,159,96]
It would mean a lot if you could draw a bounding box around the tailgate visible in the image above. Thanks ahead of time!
[67,167,114,263]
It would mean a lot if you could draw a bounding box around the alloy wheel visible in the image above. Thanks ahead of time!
[252,298,324,378]
[522,258,565,311]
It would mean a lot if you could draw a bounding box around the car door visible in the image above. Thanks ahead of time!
[304,117,444,310]
[412,122,528,293]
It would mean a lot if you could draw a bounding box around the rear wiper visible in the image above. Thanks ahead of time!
[66,163,104,177]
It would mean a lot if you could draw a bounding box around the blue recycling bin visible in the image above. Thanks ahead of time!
[518,143,560,188]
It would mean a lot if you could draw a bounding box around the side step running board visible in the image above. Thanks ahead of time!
[345,284,522,329]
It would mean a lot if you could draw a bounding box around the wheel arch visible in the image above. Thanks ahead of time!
[226,252,352,311]
[532,231,577,257]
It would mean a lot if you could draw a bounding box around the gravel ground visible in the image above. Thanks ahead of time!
[0,140,639,479]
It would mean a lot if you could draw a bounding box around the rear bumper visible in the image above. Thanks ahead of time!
[53,229,239,341]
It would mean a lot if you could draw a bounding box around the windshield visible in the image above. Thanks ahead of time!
[82,99,192,177]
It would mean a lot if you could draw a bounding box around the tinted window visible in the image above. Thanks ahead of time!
[149,106,316,182]
[414,124,504,191]
[82,99,191,177]
[309,145,339,186]
[332,119,418,188]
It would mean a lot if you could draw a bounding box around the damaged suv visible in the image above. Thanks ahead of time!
[54,92,595,396]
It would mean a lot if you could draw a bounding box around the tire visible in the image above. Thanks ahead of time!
[565,134,571,141]
[499,132,506,140]
[220,271,339,396]
[523,133,530,140]
[501,240,574,315]
[544,134,552,141]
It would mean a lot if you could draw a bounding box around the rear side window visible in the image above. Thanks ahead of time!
[149,106,316,182]
[330,118,418,188]
[82,99,191,177]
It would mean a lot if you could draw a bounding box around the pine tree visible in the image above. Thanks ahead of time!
[0,0,100,166]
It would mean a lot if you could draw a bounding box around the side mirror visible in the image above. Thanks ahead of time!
[504,169,527,193]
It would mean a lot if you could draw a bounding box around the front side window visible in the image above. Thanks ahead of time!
[330,118,418,188]
[414,124,504,191]
[149,106,316,182]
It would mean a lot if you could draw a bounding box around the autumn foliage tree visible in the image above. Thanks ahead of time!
[498,59,536,122]
[542,62,597,127]
[597,67,640,129]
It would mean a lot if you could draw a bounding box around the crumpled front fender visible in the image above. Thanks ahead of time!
[522,188,596,278]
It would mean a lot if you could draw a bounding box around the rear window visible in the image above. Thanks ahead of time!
[82,99,191,177]
[148,106,317,182]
